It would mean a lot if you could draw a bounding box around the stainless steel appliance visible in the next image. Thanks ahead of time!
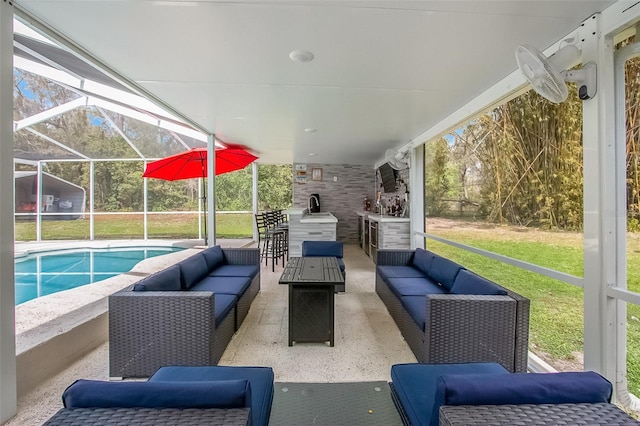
[369,221,378,261]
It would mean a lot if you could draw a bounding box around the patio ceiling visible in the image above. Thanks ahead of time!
[13,0,616,165]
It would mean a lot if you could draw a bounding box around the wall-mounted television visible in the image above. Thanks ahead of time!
[378,162,397,193]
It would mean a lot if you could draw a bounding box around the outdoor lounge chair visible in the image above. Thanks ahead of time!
[43,365,274,426]
[389,362,638,426]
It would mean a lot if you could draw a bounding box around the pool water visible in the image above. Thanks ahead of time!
[15,247,184,305]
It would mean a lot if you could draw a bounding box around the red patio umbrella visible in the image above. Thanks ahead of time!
[143,147,258,243]
[142,147,258,181]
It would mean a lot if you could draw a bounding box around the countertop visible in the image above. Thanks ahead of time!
[300,212,338,223]
[283,208,306,215]
[283,208,338,223]
[366,213,410,223]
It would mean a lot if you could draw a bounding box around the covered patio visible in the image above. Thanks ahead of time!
[2,0,640,423]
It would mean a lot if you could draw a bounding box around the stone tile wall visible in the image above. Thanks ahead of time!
[293,164,375,244]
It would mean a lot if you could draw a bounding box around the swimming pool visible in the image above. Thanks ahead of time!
[14,246,184,305]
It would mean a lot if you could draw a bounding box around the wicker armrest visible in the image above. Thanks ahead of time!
[376,249,415,266]
[109,290,216,378]
[503,288,530,372]
[44,407,250,426]
[223,248,260,265]
[424,294,518,370]
[439,403,638,425]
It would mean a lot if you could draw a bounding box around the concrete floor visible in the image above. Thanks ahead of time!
[4,243,416,425]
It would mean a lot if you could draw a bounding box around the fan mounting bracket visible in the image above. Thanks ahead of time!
[565,61,597,100]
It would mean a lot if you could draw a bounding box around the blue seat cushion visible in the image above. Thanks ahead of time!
[412,248,436,276]
[179,254,210,290]
[209,264,259,278]
[434,371,613,426]
[150,366,275,426]
[390,362,509,426]
[399,295,427,331]
[387,278,446,298]
[133,264,181,291]
[214,294,237,326]
[302,240,343,258]
[201,245,225,271]
[450,269,507,295]
[427,255,464,291]
[377,265,427,281]
[192,276,252,297]
[62,379,250,409]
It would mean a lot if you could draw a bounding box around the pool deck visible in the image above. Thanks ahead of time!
[4,242,417,425]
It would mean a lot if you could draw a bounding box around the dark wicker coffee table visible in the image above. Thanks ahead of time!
[279,256,345,346]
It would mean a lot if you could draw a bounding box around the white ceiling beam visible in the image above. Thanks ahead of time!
[14,97,86,130]
[13,56,210,142]
[95,106,145,159]
[23,127,89,159]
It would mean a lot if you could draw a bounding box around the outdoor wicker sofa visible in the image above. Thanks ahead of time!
[389,362,638,426]
[109,246,260,378]
[44,365,274,426]
[375,248,530,373]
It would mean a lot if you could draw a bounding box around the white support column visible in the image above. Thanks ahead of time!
[581,13,618,388]
[36,161,42,241]
[252,162,258,242]
[0,0,17,422]
[207,134,216,246]
[89,161,95,240]
[409,145,425,249]
[143,161,148,240]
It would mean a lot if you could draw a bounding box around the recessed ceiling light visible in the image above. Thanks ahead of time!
[304,128,317,133]
[308,153,317,156]
[290,50,314,62]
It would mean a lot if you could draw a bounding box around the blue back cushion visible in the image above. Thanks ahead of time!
[390,362,509,426]
[150,365,275,426]
[202,245,225,270]
[432,371,613,426]
[179,253,210,289]
[450,270,507,296]
[62,379,251,409]
[427,255,463,291]
[133,264,181,291]
[302,241,344,258]
[412,248,435,276]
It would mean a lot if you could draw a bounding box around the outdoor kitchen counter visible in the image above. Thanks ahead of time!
[367,214,410,223]
[283,209,338,256]
[367,214,410,256]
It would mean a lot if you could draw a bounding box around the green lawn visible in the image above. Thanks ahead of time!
[15,213,254,241]
[427,219,640,396]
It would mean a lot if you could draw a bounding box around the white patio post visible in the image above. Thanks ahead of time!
[89,160,94,240]
[207,134,216,246]
[252,162,258,242]
[580,12,618,390]
[143,161,148,240]
[409,145,424,250]
[36,161,42,241]
[0,0,17,421]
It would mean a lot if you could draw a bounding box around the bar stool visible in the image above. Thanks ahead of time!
[255,211,287,271]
